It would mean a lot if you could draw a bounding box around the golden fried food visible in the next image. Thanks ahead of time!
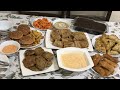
[28,30,44,45]
[93,66,111,77]
[103,54,119,64]
[92,54,119,77]
[9,31,23,39]
[51,29,89,48]
[103,58,117,68]
[95,33,120,55]
[23,56,36,68]
[17,24,30,35]
[99,60,114,73]
[19,36,34,45]
[91,54,103,66]
[23,47,53,71]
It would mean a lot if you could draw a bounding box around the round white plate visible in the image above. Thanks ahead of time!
[20,27,45,48]
[92,33,120,57]
[29,16,53,31]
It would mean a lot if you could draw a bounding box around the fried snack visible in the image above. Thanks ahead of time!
[34,47,44,55]
[79,40,89,48]
[99,60,114,72]
[23,47,53,71]
[19,36,34,45]
[63,41,75,48]
[103,58,117,68]
[24,50,35,56]
[108,34,119,41]
[112,44,120,53]
[73,32,87,41]
[28,30,44,45]
[29,66,39,71]
[74,41,81,48]
[42,52,54,61]
[23,56,36,68]
[59,29,71,38]
[62,38,73,42]
[17,24,30,35]
[91,54,103,66]
[107,49,119,55]
[103,54,119,64]
[93,66,111,77]
[51,30,61,40]
[53,40,63,48]
[9,31,23,39]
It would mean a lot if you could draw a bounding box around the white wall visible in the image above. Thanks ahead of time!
[0,11,18,14]
[70,11,107,17]
[109,11,120,22]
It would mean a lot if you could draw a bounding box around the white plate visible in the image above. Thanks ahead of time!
[45,29,94,51]
[0,54,9,63]
[19,47,59,76]
[29,16,53,31]
[92,33,120,57]
[56,47,94,72]
[20,27,45,48]
[53,18,71,29]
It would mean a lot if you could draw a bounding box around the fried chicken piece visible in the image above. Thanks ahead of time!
[62,38,73,42]
[91,54,103,66]
[34,47,44,55]
[9,31,23,39]
[23,56,36,68]
[93,66,111,77]
[80,40,89,48]
[63,41,75,48]
[53,40,63,48]
[116,40,120,44]
[42,52,54,61]
[103,54,119,64]
[99,60,114,72]
[24,50,35,56]
[17,24,30,35]
[103,58,117,68]
[19,36,34,45]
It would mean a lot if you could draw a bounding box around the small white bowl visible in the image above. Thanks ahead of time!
[56,47,94,72]
[53,18,71,29]
[0,20,13,31]
[0,40,20,55]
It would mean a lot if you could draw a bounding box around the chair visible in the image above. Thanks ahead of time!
[18,11,65,18]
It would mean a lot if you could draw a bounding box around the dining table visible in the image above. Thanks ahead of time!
[0,13,120,79]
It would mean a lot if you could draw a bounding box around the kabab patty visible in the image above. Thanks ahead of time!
[19,36,34,45]
[17,24,30,35]
[9,31,23,39]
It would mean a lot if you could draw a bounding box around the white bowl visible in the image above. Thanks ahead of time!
[0,20,13,31]
[56,47,94,72]
[53,18,71,29]
[30,17,52,30]
[0,40,20,55]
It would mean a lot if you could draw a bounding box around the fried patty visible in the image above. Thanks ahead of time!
[9,31,23,39]
[19,36,34,45]
[24,50,35,56]
[42,52,54,61]
[34,47,44,55]
[17,24,30,35]
[23,56,36,68]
